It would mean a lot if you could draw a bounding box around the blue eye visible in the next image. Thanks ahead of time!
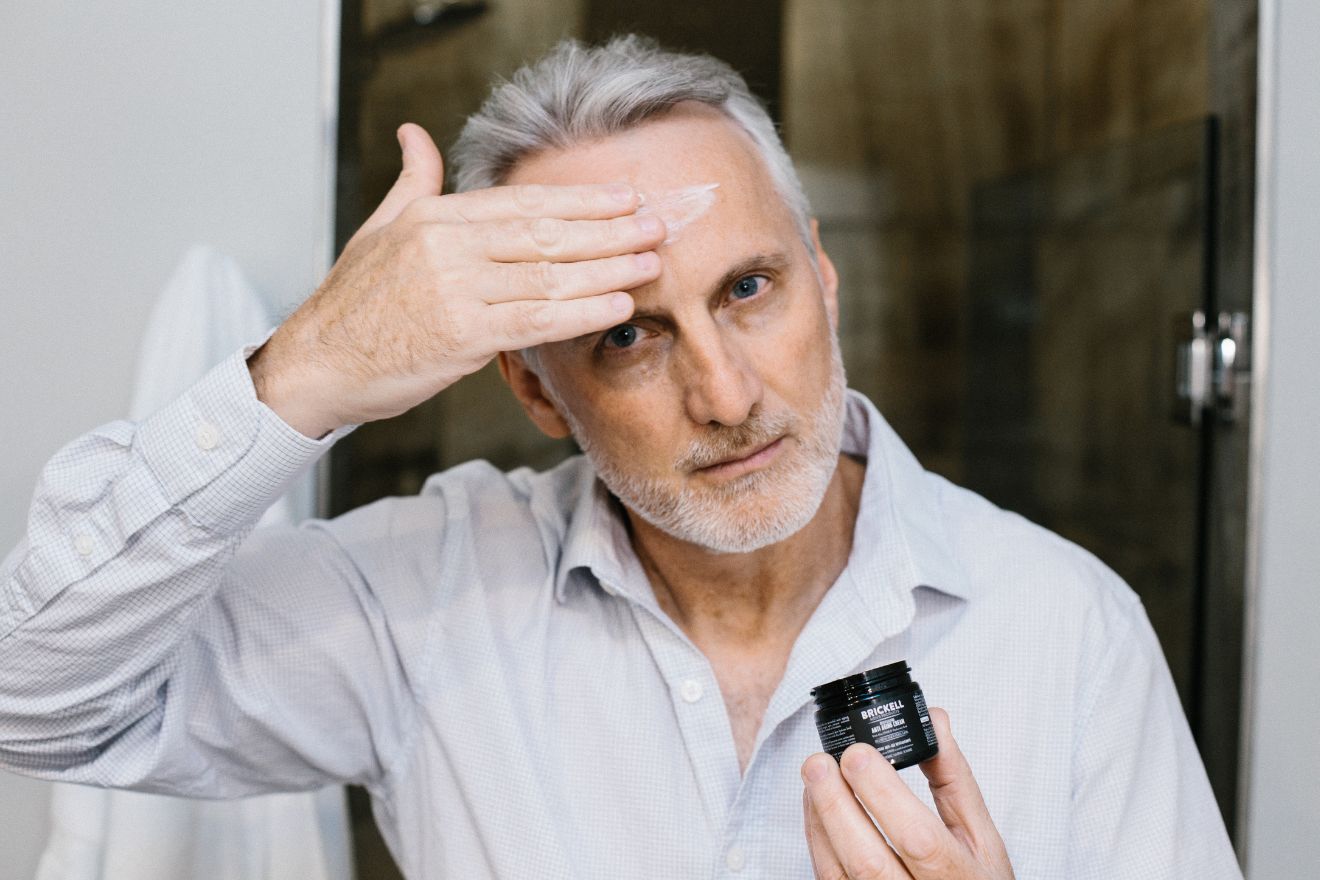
[605,324,639,348]
[731,275,768,300]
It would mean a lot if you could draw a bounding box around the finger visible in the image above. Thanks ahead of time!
[483,251,661,305]
[918,708,1011,865]
[802,752,910,880]
[838,743,967,877]
[422,181,641,224]
[803,788,851,880]
[356,123,445,239]
[485,291,635,352]
[477,214,666,263]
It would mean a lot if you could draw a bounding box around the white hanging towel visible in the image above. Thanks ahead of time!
[35,245,353,880]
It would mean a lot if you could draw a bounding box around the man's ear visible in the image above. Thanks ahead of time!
[810,218,840,331]
[497,350,573,439]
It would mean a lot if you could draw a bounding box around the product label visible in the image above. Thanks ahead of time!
[913,690,937,749]
[819,690,938,768]
[816,713,856,758]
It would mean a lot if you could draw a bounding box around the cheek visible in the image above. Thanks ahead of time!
[750,307,835,415]
[592,343,670,393]
[575,386,683,463]
[736,288,830,371]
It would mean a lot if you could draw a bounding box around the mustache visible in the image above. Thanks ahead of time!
[677,409,795,471]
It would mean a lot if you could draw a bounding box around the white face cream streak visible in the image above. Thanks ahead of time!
[636,183,719,243]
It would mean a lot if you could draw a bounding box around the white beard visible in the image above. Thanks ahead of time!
[549,334,848,554]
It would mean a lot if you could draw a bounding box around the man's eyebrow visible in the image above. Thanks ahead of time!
[629,251,793,322]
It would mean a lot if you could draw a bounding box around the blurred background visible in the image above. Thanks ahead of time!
[332,3,1252,873]
[2,1,1317,878]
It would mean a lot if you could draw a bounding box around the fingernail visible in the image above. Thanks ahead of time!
[803,755,830,783]
[609,293,633,315]
[637,214,663,235]
[608,182,634,205]
[634,251,659,272]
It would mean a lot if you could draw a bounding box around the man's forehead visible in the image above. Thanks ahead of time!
[505,105,808,319]
[636,183,719,245]
[503,104,778,201]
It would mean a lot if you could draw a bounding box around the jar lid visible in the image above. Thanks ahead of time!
[810,660,912,708]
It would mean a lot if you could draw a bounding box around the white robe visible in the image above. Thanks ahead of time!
[35,245,353,880]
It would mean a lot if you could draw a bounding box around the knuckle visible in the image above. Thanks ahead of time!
[844,850,892,880]
[810,790,847,823]
[530,217,564,254]
[532,260,563,298]
[896,820,944,864]
[513,183,549,214]
[515,302,554,337]
[530,302,555,332]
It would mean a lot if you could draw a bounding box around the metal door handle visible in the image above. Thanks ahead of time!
[1174,310,1251,425]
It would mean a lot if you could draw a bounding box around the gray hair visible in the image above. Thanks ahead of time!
[452,35,815,373]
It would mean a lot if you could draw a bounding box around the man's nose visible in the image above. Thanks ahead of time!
[679,327,763,426]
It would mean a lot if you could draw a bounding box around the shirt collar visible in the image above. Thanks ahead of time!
[840,389,972,603]
[552,389,972,607]
[552,463,639,603]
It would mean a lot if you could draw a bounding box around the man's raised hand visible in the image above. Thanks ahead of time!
[248,122,664,438]
[801,708,1015,880]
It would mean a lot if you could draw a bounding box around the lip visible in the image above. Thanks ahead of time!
[694,436,786,479]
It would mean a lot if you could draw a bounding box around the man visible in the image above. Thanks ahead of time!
[0,36,1239,879]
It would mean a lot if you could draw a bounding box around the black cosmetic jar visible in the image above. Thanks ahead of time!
[811,660,938,769]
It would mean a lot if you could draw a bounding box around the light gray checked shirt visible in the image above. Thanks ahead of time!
[1,339,1241,879]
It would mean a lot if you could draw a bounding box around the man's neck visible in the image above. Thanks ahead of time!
[624,453,867,654]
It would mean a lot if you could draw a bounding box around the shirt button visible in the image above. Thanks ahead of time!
[73,534,94,557]
[725,845,746,872]
[195,422,220,450]
[679,678,704,703]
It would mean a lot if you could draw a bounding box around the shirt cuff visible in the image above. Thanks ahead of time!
[135,334,356,533]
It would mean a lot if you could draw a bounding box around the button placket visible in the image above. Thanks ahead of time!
[626,606,740,831]
[725,845,746,873]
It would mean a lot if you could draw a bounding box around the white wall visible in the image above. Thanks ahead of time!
[0,2,335,876]
[1241,0,1320,875]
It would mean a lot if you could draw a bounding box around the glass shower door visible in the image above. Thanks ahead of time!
[964,120,1213,708]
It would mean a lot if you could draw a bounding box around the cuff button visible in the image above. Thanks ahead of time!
[195,422,221,450]
[74,534,94,556]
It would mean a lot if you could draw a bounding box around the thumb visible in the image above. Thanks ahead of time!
[355,122,445,239]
